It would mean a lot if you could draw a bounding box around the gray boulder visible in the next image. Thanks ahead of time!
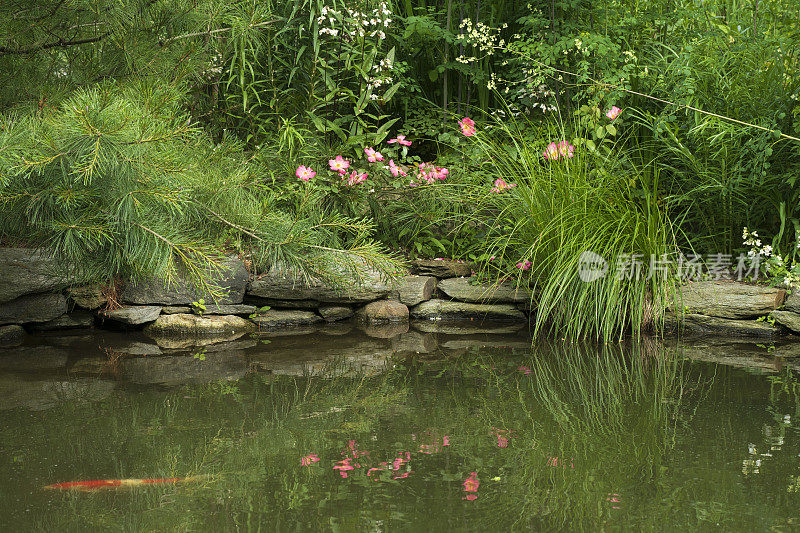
[122,256,249,305]
[770,310,800,334]
[437,277,531,304]
[357,300,409,323]
[67,285,107,310]
[395,276,436,306]
[318,306,354,322]
[784,293,800,313]
[0,248,69,304]
[102,306,162,326]
[250,310,322,328]
[411,299,527,321]
[0,325,25,347]
[0,293,67,325]
[410,259,472,278]
[671,281,785,319]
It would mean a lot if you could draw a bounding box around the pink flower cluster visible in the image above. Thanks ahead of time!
[410,162,449,186]
[544,141,574,160]
[344,170,368,186]
[364,147,385,163]
[490,178,517,193]
[301,453,320,466]
[606,106,622,120]
[387,159,407,177]
[516,260,531,271]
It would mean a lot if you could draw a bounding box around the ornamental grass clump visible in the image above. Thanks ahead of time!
[446,114,676,340]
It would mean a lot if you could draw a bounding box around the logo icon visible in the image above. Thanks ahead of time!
[578,250,608,283]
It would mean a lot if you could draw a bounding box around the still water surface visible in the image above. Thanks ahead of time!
[1,325,799,531]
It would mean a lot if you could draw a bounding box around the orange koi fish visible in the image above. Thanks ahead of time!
[44,476,201,491]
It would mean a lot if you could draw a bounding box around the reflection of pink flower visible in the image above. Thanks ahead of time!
[388,135,412,146]
[301,453,320,466]
[393,471,413,480]
[606,106,622,120]
[296,165,316,181]
[518,366,532,375]
[458,117,476,137]
[442,435,450,446]
[463,472,479,500]
[497,435,509,448]
[329,156,350,173]
[333,458,355,478]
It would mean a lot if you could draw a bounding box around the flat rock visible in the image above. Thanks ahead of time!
[357,300,409,323]
[67,284,107,310]
[31,311,95,331]
[147,331,248,350]
[410,299,527,322]
[395,276,436,306]
[318,306,354,322]
[664,313,782,337]
[410,259,472,278]
[784,293,800,313]
[671,281,785,319]
[0,248,69,304]
[0,325,25,347]
[250,310,322,328]
[0,293,68,325]
[102,306,162,326]
[122,256,249,305]
[438,277,531,304]
[247,264,393,304]
[162,306,191,314]
[145,313,255,337]
[770,310,800,334]
[245,298,320,309]
[162,304,257,316]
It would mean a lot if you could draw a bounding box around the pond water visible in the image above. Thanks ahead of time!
[2,324,800,531]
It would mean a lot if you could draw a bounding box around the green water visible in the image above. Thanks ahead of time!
[2,326,800,531]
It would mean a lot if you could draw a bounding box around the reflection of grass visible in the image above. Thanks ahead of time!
[0,342,693,531]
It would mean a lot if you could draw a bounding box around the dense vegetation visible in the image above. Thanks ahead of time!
[1,0,798,338]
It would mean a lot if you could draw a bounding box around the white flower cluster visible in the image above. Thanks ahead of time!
[457,19,500,56]
[346,2,391,40]
[317,6,341,36]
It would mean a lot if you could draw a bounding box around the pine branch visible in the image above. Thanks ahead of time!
[0,33,109,55]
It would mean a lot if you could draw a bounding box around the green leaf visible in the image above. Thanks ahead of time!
[606,125,617,136]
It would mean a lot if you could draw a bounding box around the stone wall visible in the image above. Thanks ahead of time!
[0,249,532,348]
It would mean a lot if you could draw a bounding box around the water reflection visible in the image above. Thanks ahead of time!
[1,328,800,530]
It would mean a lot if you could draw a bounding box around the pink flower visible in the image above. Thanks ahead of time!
[388,135,412,146]
[393,471,413,480]
[364,147,384,162]
[490,178,517,193]
[458,117,476,137]
[557,141,575,159]
[329,156,350,173]
[296,165,316,181]
[543,142,559,160]
[343,170,368,186]
[387,159,407,177]
[497,435,509,448]
[301,454,320,466]
[518,365,532,375]
[516,260,531,271]
[442,435,450,446]
[606,106,621,120]
[435,167,449,180]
